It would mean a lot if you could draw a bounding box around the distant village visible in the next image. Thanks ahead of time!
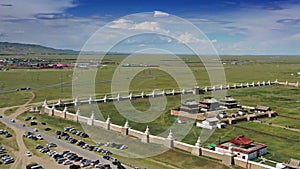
[0,58,118,70]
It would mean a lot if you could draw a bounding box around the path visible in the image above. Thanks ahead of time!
[6,91,35,169]
[0,92,69,169]
[5,91,63,169]
[253,120,300,133]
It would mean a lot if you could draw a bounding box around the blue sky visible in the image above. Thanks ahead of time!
[0,0,300,55]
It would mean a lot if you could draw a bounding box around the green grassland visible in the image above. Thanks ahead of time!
[0,91,32,108]
[1,55,300,166]
[4,107,18,116]
[0,55,299,107]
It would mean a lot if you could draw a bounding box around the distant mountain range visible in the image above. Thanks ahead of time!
[0,42,78,55]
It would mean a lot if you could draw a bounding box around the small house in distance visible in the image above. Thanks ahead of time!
[215,135,268,160]
[177,117,187,124]
[200,97,220,112]
[180,100,199,114]
[219,96,239,109]
[255,105,271,113]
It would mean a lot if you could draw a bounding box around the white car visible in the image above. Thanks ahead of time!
[63,160,72,165]
[11,119,15,123]
[36,134,43,140]
[33,128,38,132]
[25,151,32,157]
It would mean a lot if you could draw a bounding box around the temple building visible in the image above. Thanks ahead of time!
[219,96,239,109]
[215,135,268,160]
[199,97,220,111]
[180,100,199,114]
[255,105,271,113]
[196,112,220,129]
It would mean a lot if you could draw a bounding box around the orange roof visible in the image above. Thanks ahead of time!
[230,135,254,145]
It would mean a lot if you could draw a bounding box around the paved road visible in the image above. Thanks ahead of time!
[0,116,130,169]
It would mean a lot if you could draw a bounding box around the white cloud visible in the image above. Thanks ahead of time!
[211,39,217,43]
[177,32,203,44]
[192,3,300,54]
[108,18,170,35]
[291,33,300,40]
[130,21,169,34]
[108,19,133,29]
[153,11,169,17]
[0,0,76,20]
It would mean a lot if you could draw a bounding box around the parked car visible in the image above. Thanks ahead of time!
[26,163,43,169]
[5,133,12,138]
[26,151,32,157]
[46,143,57,148]
[36,134,43,140]
[57,158,67,164]
[69,164,81,169]
[24,117,31,121]
[40,148,50,153]
[30,121,38,126]
[91,159,100,166]
[35,144,43,149]
[63,160,72,165]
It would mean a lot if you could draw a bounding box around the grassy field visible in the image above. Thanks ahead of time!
[1,55,300,167]
[0,91,32,108]
[0,121,18,169]
[0,56,299,107]
[4,107,18,116]
[66,85,300,163]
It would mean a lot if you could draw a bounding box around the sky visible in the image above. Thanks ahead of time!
[0,0,300,55]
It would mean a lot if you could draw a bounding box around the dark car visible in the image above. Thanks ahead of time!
[35,144,43,149]
[103,164,111,169]
[69,164,81,169]
[62,150,70,156]
[30,121,38,126]
[24,117,31,121]
[103,155,110,160]
[74,156,82,162]
[56,130,62,135]
[112,159,120,165]
[117,164,126,169]
[5,133,12,138]
[80,133,89,138]
[70,138,77,144]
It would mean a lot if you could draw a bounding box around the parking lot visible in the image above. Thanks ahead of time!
[0,121,18,169]
[0,112,135,169]
[0,146,14,165]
